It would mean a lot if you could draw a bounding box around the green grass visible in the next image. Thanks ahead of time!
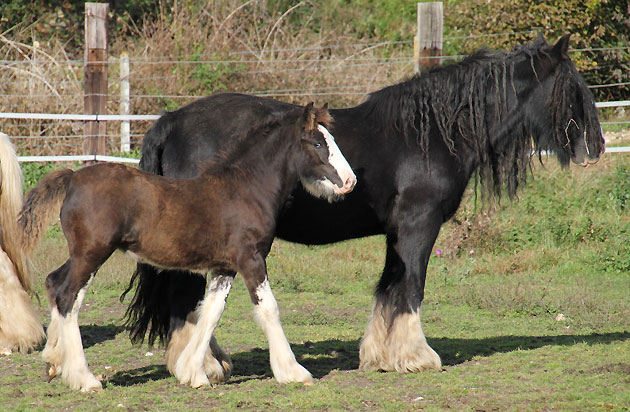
[1,154,629,411]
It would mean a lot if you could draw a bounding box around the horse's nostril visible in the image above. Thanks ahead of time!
[345,177,356,189]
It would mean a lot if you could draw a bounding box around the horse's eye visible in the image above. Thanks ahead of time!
[314,143,322,149]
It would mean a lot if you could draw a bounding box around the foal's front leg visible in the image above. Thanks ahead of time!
[173,274,234,388]
[241,256,312,384]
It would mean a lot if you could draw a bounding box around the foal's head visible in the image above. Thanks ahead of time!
[290,103,356,202]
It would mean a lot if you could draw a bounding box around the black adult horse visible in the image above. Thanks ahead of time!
[123,35,604,377]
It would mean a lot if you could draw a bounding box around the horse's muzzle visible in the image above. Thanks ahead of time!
[336,175,357,195]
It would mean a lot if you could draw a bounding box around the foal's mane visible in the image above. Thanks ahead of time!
[362,38,582,201]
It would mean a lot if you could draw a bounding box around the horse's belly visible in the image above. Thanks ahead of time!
[275,189,383,245]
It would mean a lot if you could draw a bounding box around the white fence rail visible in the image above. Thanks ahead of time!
[1,99,629,163]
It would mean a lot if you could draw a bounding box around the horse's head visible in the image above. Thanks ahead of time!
[291,103,356,202]
[517,34,605,166]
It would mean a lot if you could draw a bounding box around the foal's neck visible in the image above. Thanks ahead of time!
[197,130,298,201]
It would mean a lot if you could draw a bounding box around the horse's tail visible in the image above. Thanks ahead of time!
[18,168,74,255]
[0,132,46,354]
[121,112,176,345]
[120,263,171,346]
[139,111,175,175]
[0,133,32,292]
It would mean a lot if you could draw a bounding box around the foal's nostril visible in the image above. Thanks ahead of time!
[344,176,357,191]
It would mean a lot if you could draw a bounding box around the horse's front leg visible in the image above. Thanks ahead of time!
[240,254,312,384]
[359,207,443,373]
[173,273,234,388]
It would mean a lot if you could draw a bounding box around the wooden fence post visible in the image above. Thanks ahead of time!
[415,2,443,74]
[84,2,108,158]
[120,52,130,152]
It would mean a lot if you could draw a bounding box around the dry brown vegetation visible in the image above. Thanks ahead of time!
[1,1,411,155]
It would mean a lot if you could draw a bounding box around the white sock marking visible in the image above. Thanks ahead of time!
[254,280,312,383]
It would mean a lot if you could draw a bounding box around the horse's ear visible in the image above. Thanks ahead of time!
[551,34,571,60]
[315,103,334,128]
[302,102,316,131]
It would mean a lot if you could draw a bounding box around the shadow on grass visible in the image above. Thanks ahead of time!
[78,324,124,349]
[88,329,630,387]
[432,330,630,366]
[232,330,630,379]
[107,364,171,388]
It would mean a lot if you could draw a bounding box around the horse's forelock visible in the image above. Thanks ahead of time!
[314,106,333,130]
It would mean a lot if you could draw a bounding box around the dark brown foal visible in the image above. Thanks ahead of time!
[19,104,356,391]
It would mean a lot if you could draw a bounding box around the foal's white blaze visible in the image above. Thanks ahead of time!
[254,279,312,384]
[174,276,233,388]
[318,124,356,195]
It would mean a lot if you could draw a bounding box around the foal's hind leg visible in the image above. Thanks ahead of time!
[173,273,234,388]
[42,253,110,392]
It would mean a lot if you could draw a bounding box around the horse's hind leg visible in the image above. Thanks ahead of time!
[173,273,234,388]
[167,315,233,384]
[165,271,232,383]
[42,257,105,392]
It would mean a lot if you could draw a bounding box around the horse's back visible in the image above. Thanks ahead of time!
[158,93,298,178]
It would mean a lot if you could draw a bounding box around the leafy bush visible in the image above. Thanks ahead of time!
[21,161,61,191]
[446,0,630,101]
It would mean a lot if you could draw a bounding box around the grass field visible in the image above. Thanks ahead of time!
[1,153,629,411]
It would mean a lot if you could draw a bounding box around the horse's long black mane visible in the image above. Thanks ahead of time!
[361,39,586,201]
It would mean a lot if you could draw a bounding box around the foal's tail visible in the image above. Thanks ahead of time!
[139,111,175,175]
[0,133,31,292]
[18,168,74,255]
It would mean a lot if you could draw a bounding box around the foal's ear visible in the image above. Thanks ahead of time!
[533,33,547,47]
[551,34,571,60]
[302,102,317,131]
[314,103,334,128]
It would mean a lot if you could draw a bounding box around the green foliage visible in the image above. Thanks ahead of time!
[610,164,630,210]
[0,0,160,50]
[21,161,60,191]
[189,53,245,95]
[446,0,630,101]
[268,0,415,41]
